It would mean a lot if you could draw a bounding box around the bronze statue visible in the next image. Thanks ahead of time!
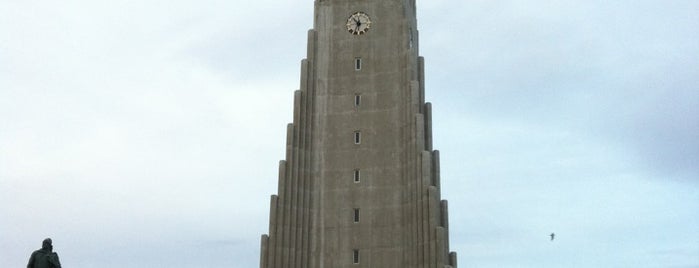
[27,238,62,268]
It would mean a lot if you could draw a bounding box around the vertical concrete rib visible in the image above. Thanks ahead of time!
[415,114,425,153]
[289,121,299,267]
[292,90,305,268]
[417,116,428,267]
[435,227,446,267]
[424,103,433,151]
[404,64,416,265]
[441,200,450,255]
[276,160,288,230]
[303,97,313,267]
[413,122,424,267]
[449,252,458,268]
[293,90,301,124]
[308,28,321,268]
[285,124,294,162]
[280,123,295,267]
[295,78,310,268]
[410,81,421,118]
[296,89,307,262]
[306,30,316,62]
[440,200,449,228]
[421,151,432,189]
[432,150,441,190]
[404,81,418,267]
[260,235,269,268]
[418,57,425,113]
[266,194,279,268]
[409,54,421,268]
[303,30,317,268]
[428,186,439,268]
[424,155,434,267]
[300,60,309,94]
[296,60,309,268]
[274,158,288,267]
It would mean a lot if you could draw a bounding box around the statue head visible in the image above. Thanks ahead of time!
[42,238,53,251]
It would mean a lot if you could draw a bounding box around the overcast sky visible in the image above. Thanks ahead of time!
[1,0,698,267]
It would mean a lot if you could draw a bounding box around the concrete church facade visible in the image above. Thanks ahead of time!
[260,0,457,267]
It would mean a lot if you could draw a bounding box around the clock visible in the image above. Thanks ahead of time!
[346,12,371,35]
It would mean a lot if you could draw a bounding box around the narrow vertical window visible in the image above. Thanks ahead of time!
[354,94,361,107]
[354,131,361,144]
[355,58,362,70]
[354,208,360,222]
[354,169,361,183]
[353,249,360,264]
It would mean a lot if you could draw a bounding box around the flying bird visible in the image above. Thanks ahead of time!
[550,233,555,241]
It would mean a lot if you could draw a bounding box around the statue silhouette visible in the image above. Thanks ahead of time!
[27,238,62,268]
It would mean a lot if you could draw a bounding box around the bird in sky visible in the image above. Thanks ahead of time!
[550,233,555,241]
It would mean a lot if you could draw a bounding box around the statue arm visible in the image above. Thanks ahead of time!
[49,253,62,268]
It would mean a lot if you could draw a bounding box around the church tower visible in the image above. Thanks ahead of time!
[260,0,457,267]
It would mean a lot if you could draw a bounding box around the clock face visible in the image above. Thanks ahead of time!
[346,12,371,35]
